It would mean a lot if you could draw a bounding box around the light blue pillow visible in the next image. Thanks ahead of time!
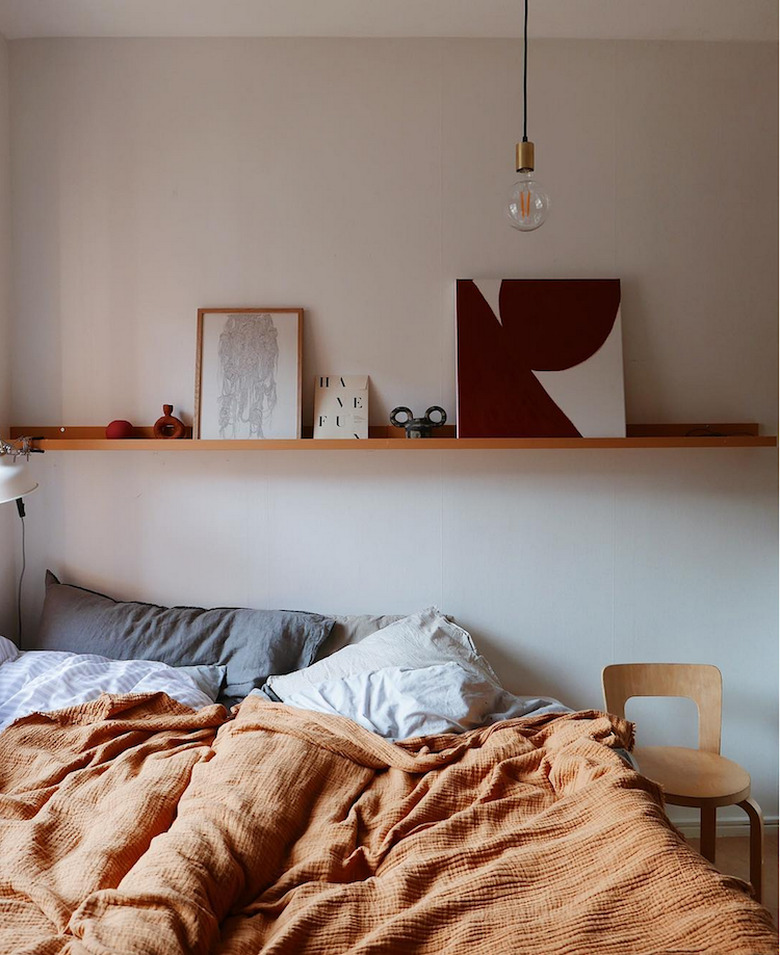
[260,608,569,739]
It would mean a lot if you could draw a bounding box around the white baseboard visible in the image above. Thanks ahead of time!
[673,816,778,838]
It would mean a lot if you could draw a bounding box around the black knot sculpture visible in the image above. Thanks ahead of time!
[389,406,447,439]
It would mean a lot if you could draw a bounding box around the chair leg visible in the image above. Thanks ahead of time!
[739,797,764,904]
[700,806,717,863]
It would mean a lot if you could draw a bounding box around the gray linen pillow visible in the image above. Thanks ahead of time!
[36,571,335,704]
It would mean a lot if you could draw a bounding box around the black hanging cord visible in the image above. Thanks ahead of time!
[522,0,529,142]
[16,498,26,649]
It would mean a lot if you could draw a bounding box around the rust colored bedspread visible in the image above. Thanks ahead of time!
[0,692,775,954]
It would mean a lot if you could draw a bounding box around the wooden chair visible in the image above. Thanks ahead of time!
[602,663,763,903]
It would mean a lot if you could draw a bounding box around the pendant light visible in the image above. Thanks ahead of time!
[506,0,550,231]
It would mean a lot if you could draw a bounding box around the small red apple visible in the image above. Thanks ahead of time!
[105,420,134,439]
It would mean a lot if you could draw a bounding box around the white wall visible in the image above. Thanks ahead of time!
[7,38,778,818]
[0,34,14,638]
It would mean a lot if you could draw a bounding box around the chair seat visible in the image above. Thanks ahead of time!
[635,746,751,808]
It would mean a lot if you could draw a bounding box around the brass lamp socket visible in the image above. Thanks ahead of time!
[515,140,535,173]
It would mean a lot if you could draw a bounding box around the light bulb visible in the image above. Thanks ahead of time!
[506,172,550,232]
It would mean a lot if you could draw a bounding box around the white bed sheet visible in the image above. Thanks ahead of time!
[0,636,224,731]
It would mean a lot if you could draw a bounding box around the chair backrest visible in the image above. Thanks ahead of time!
[601,663,722,754]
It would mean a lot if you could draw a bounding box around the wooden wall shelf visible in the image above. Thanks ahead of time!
[9,424,776,451]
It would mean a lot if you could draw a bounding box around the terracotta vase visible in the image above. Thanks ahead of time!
[153,405,186,439]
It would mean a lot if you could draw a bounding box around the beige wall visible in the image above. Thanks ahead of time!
[0,34,14,638]
[8,39,779,431]
[6,38,778,818]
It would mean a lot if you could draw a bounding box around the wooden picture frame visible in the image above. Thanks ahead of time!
[195,308,303,439]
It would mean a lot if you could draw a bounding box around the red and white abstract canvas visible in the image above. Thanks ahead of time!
[456,279,625,438]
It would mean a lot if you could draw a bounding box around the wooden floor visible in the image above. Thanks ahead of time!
[686,830,778,927]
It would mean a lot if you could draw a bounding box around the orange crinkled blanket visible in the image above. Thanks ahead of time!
[0,692,775,954]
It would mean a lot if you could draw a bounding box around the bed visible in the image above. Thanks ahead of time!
[0,574,776,954]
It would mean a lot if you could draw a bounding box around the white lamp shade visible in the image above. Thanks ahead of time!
[0,455,38,505]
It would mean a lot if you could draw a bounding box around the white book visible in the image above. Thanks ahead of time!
[313,376,369,439]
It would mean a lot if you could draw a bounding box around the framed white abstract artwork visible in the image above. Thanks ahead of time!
[195,308,302,439]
